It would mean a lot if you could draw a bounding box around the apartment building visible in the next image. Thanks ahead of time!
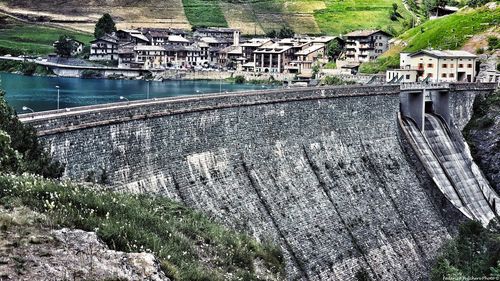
[89,34,119,61]
[386,50,477,82]
[344,30,391,62]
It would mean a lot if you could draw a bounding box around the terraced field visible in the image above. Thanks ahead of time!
[0,0,414,35]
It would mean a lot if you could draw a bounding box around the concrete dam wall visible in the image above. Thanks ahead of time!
[21,84,496,280]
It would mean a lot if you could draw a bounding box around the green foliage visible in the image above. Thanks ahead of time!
[0,174,286,280]
[94,13,116,39]
[430,220,500,280]
[359,55,400,74]
[488,36,500,51]
[0,88,64,178]
[326,40,342,60]
[430,258,464,281]
[54,35,76,58]
[266,26,295,39]
[182,0,228,28]
[321,76,356,86]
[81,69,102,79]
[234,75,245,84]
[323,62,337,69]
[467,0,491,7]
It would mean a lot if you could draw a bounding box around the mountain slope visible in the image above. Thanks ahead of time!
[0,0,414,35]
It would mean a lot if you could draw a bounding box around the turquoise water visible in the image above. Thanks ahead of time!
[0,72,274,112]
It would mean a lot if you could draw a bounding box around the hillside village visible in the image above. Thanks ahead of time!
[76,25,497,83]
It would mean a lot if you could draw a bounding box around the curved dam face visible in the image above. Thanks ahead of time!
[21,84,496,280]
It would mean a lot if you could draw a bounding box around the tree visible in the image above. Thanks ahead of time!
[266,30,277,38]
[326,40,342,60]
[94,13,116,38]
[278,26,294,38]
[0,87,64,178]
[54,35,76,58]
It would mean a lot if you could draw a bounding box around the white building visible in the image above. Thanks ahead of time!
[386,50,477,83]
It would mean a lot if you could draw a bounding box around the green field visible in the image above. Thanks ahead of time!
[0,17,93,56]
[182,0,228,28]
[314,0,413,34]
[179,0,414,35]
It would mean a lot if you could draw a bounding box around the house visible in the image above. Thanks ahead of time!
[53,38,85,56]
[386,50,478,82]
[89,34,119,61]
[144,28,189,46]
[133,45,167,69]
[117,42,136,68]
[167,35,191,46]
[253,43,295,73]
[344,30,391,62]
[291,44,325,75]
[194,28,240,42]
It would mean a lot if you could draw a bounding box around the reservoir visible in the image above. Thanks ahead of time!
[0,72,275,112]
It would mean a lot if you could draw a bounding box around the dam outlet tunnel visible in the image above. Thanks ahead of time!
[400,89,450,130]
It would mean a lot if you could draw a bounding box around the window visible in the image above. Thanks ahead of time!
[450,64,454,68]
[442,73,447,78]
[449,73,455,78]
[442,64,447,68]
[428,73,433,77]
[427,63,433,68]
[406,74,410,80]
[467,64,472,68]
[459,64,464,68]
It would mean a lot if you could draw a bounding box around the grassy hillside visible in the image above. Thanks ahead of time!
[398,5,499,52]
[360,5,500,74]
[0,0,414,35]
[0,17,93,56]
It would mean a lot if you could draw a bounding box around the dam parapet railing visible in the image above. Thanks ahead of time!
[19,83,497,136]
[19,84,400,135]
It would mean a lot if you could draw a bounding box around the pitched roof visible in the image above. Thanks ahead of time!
[345,29,391,38]
[409,49,477,58]
[295,44,324,55]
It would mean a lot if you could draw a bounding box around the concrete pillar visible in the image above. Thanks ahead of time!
[269,53,273,70]
[261,54,264,71]
[253,53,256,72]
[278,54,281,73]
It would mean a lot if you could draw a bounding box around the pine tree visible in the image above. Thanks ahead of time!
[94,13,116,39]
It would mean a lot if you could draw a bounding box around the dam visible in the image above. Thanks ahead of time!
[20,83,497,280]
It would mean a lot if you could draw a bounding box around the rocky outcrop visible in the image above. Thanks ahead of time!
[0,207,169,281]
[464,90,500,192]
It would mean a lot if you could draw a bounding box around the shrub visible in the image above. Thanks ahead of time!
[81,69,102,79]
[234,75,245,84]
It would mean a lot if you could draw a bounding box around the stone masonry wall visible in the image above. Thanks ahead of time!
[22,83,496,280]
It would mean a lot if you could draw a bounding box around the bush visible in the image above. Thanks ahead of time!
[359,55,400,74]
[234,75,245,84]
[81,69,102,79]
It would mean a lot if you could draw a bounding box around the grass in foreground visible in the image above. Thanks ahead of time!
[0,174,285,280]
[0,17,93,56]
